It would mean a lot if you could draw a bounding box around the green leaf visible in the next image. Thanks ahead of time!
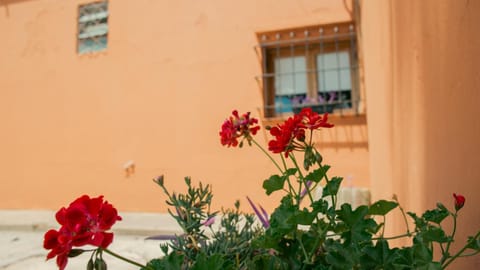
[311,199,329,215]
[421,226,449,243]
[305,165,330,183]
[285,168,298,176]
[466,236,480,251]
[408,212,427,230]
[191,253,225,270]
[250,254,288,270]
[268,196,297,236]
[422,208,449,224]
[416,262,442,270]
[294,208,316,225]
[325,242,356,269]
[263,175,286,195]
[262,169,297,195]
[143,253,185,270]
[322,177,342,197]
[337,204,368,227]
[436,203,448,212]
[336,204,377,244]
[392,247,415,269]
[368,200,399,216]
[360,239,399,269]
[412,237,433,265]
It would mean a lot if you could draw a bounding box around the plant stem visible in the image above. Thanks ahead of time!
[280,154,288,171]
[458,250,480,257]
[315,156,336,212]
[289,153,314,205]
[279,155,297,197]
[372,232,412,241]
[309,226,329,260]
[252,139,283,173]
[103,248,150,269]
[441,212,458,265]
[395,197,411,234]
[443,231,480,268]
[381,216,386,238]
[298,238,310,263]
[439,224,446,255]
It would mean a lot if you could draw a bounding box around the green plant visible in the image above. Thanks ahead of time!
[44,108,480,270]
[143,176,261,270]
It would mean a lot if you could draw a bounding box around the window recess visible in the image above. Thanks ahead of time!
[256,22,363,118]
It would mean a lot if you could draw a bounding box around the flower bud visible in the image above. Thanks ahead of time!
[202,216,215,227]
[453,193,465,211]
[153,175,164,186]
[86,259,94,270]
[95,258,107,270]
[68,248,84,258]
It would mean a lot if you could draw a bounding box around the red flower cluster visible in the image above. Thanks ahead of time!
[300,107,335,130]
[453,193,465,211]
[268,115,305,157]
[219,110,260,147]
[268,108,334,157]
[43,195,122,270]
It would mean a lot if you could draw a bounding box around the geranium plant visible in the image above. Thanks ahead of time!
[44,109,480,269]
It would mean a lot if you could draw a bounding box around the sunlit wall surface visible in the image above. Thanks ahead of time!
[0,0,366,213]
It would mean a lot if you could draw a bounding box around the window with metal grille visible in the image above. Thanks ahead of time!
[257,22,361,118]
[77,1,108,54]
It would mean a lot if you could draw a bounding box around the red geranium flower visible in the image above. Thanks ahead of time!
[44,195,122,270]
[43,227,73,270]
[220,110,260,147]
[268,114,305,157]
[267,109,333,157]
[453,193,465,211]
[299,108,334,130]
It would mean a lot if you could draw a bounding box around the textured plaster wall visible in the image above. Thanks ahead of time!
[0,0,369,213]
[363,0,480,268]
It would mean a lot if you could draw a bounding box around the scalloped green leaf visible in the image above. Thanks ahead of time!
[322,177,342,197]
[422,208,449,224]
[263,174,286,195]
[368,200,399,216]
[305,165,330,183]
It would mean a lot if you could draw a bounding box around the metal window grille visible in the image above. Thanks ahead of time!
[77,1,108,54]
[256,22,361,118]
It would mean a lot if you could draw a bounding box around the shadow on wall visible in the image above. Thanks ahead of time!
[1,0,36,17]
[312,115,368,150]
[0,0,36,5]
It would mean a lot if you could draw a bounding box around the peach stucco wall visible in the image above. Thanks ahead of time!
[0,1,369,213]
[363,0,480,268]
[2,0,478,266]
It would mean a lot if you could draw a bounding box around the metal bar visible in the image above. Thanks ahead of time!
[261,46,269,117]
[259,32,354,47]
[333,28,344,116]
[350,30,360,115]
